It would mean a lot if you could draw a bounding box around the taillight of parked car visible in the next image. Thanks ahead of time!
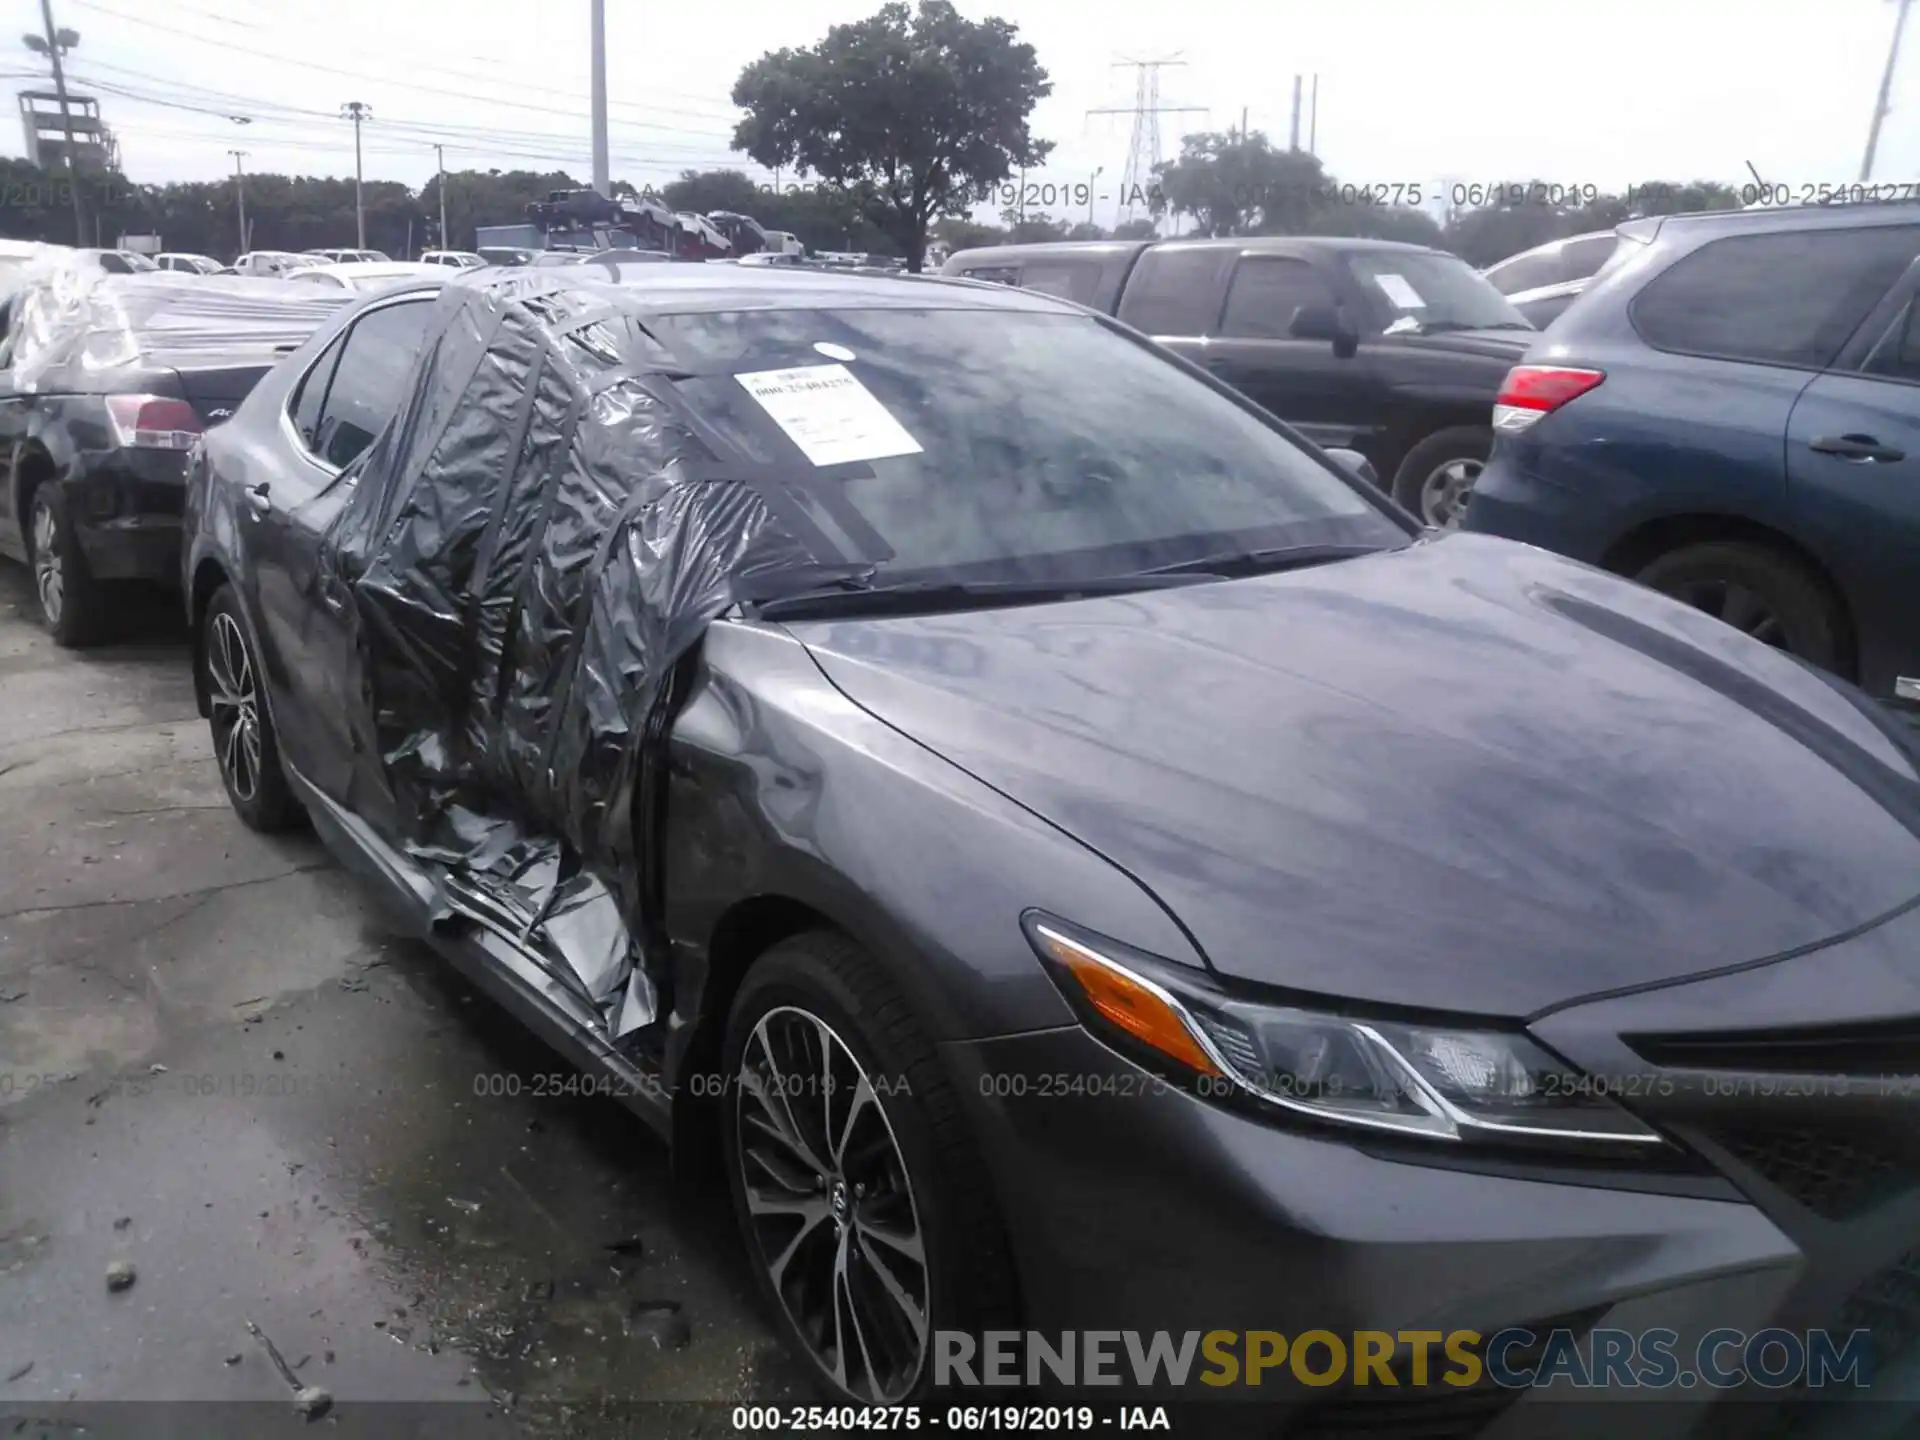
[104,395,205,450]
[1492,365,1605,435]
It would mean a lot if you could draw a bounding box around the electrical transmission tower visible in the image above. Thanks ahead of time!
[1087,57,1207,223]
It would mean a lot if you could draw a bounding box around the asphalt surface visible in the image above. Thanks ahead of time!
[0,566,806,1437]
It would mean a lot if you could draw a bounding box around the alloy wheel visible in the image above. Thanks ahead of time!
[30,499,62,625]
[1663,578,1788,649]
[735,1005,929,1402]
[1419,457,1483,529]
[206,612,264,803]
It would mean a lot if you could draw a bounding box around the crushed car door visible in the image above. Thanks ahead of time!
[314,290,661,1043]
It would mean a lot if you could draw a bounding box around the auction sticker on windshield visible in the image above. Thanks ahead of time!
[1372,273,1425,309]
[734,363,924,466]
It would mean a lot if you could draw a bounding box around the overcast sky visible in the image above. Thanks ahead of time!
[4,0,1912,231]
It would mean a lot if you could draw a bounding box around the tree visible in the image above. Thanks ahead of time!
[1153,131,1337,237]
[998,208,1071,244]
[731,0,1052,271]
[658,168,763,216]
[1111,218,1158,240]
[931,214,1009,251]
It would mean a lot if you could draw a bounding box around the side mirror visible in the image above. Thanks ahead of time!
[1289,304,1359,359]
[1323,447,1380,488]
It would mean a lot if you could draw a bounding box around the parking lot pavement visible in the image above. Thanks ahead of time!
[0,568,804,1435]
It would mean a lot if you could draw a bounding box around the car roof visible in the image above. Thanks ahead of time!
[299,261,446,280]
[462,263,1083,317]
[947,234,1447,268]
[1618,198,1920,246]
[1486,230,1616,268]
[946,240,1150,267]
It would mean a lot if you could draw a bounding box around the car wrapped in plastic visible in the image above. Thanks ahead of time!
[0,256,351,643]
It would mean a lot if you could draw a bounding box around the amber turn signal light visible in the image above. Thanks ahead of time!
[1031,924,1222,1077]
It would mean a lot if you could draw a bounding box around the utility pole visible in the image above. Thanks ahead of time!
[1309,74,1318,155]
[30,0,86,244]
[1289,75,1303,150]
[228,150,248,253]
[341,101,370,247]
[589,0,610,195]
[1239,105,1248,141]
[434,143,448,253]
[1863,0,1914,182]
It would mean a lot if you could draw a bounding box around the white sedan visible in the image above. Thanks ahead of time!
[285,261,450,293]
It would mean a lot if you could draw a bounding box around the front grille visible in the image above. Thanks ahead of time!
[1842,1246,1920,1375]
[1628,1019,1920,1077]
[1713,1123,1917,1220]
[1284,1312,1601,1439]
[1747,1247,1920,1439]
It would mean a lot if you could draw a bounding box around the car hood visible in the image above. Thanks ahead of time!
[1391,326,1535,360]
[789,534,1920,1017]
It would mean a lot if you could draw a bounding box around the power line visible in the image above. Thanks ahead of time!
[64,57,741,148]
[62,70,753,167]
[68,0,741,138]
[176,0,737,117]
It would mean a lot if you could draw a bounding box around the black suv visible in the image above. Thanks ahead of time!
[943,237,1537,526]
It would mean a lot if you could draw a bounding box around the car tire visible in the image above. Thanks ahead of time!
[722,929,1017,1405]
[200,584,303,832]
[26,485,110,648]
[1635,541,1848,675]
[1390,426,1493,530]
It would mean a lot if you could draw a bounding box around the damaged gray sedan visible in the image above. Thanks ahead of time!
[183,265,1920,1429]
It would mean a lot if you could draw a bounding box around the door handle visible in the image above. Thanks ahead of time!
[1808,433,1905,463]
[244,482,271,515]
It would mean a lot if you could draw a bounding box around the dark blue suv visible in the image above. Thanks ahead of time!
[1465,203,1920,708]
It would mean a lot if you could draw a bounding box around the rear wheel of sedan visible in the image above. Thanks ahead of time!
[1391,426,1493,529]
[201,585,302,832]
[27,486,109,648]
[722,931,1016,1404]
[1635,540,1848,675]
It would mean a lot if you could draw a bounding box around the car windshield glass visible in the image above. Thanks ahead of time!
[1345,251,1532,334]
[651,307,1408,589]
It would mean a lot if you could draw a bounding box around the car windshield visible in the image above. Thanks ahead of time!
[650,307,1408,591]
[1345,251,1532,334]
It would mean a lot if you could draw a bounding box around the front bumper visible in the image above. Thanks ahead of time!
[942,905,1920,1434]
[65,453,188,584]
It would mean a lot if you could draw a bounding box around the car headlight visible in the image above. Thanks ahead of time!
[1023,914,1664,1150]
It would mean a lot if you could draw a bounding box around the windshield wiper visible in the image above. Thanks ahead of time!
[1135,542,1392,579]
[753,571,1210,620]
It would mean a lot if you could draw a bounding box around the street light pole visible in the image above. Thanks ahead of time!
[1088,166,1102,228]
[435,142,448,253]
[228,149,247,254]
[589,0,609,194]
[1863,0,1914,181]
[341,101,370,247]
[33,0,86,243]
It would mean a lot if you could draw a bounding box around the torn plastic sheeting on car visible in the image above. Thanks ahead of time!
[6,261,353,391]
[322,269,883,1039]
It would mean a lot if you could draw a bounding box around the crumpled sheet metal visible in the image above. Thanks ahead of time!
[326,269,860,1036]
[7,258,351,390]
